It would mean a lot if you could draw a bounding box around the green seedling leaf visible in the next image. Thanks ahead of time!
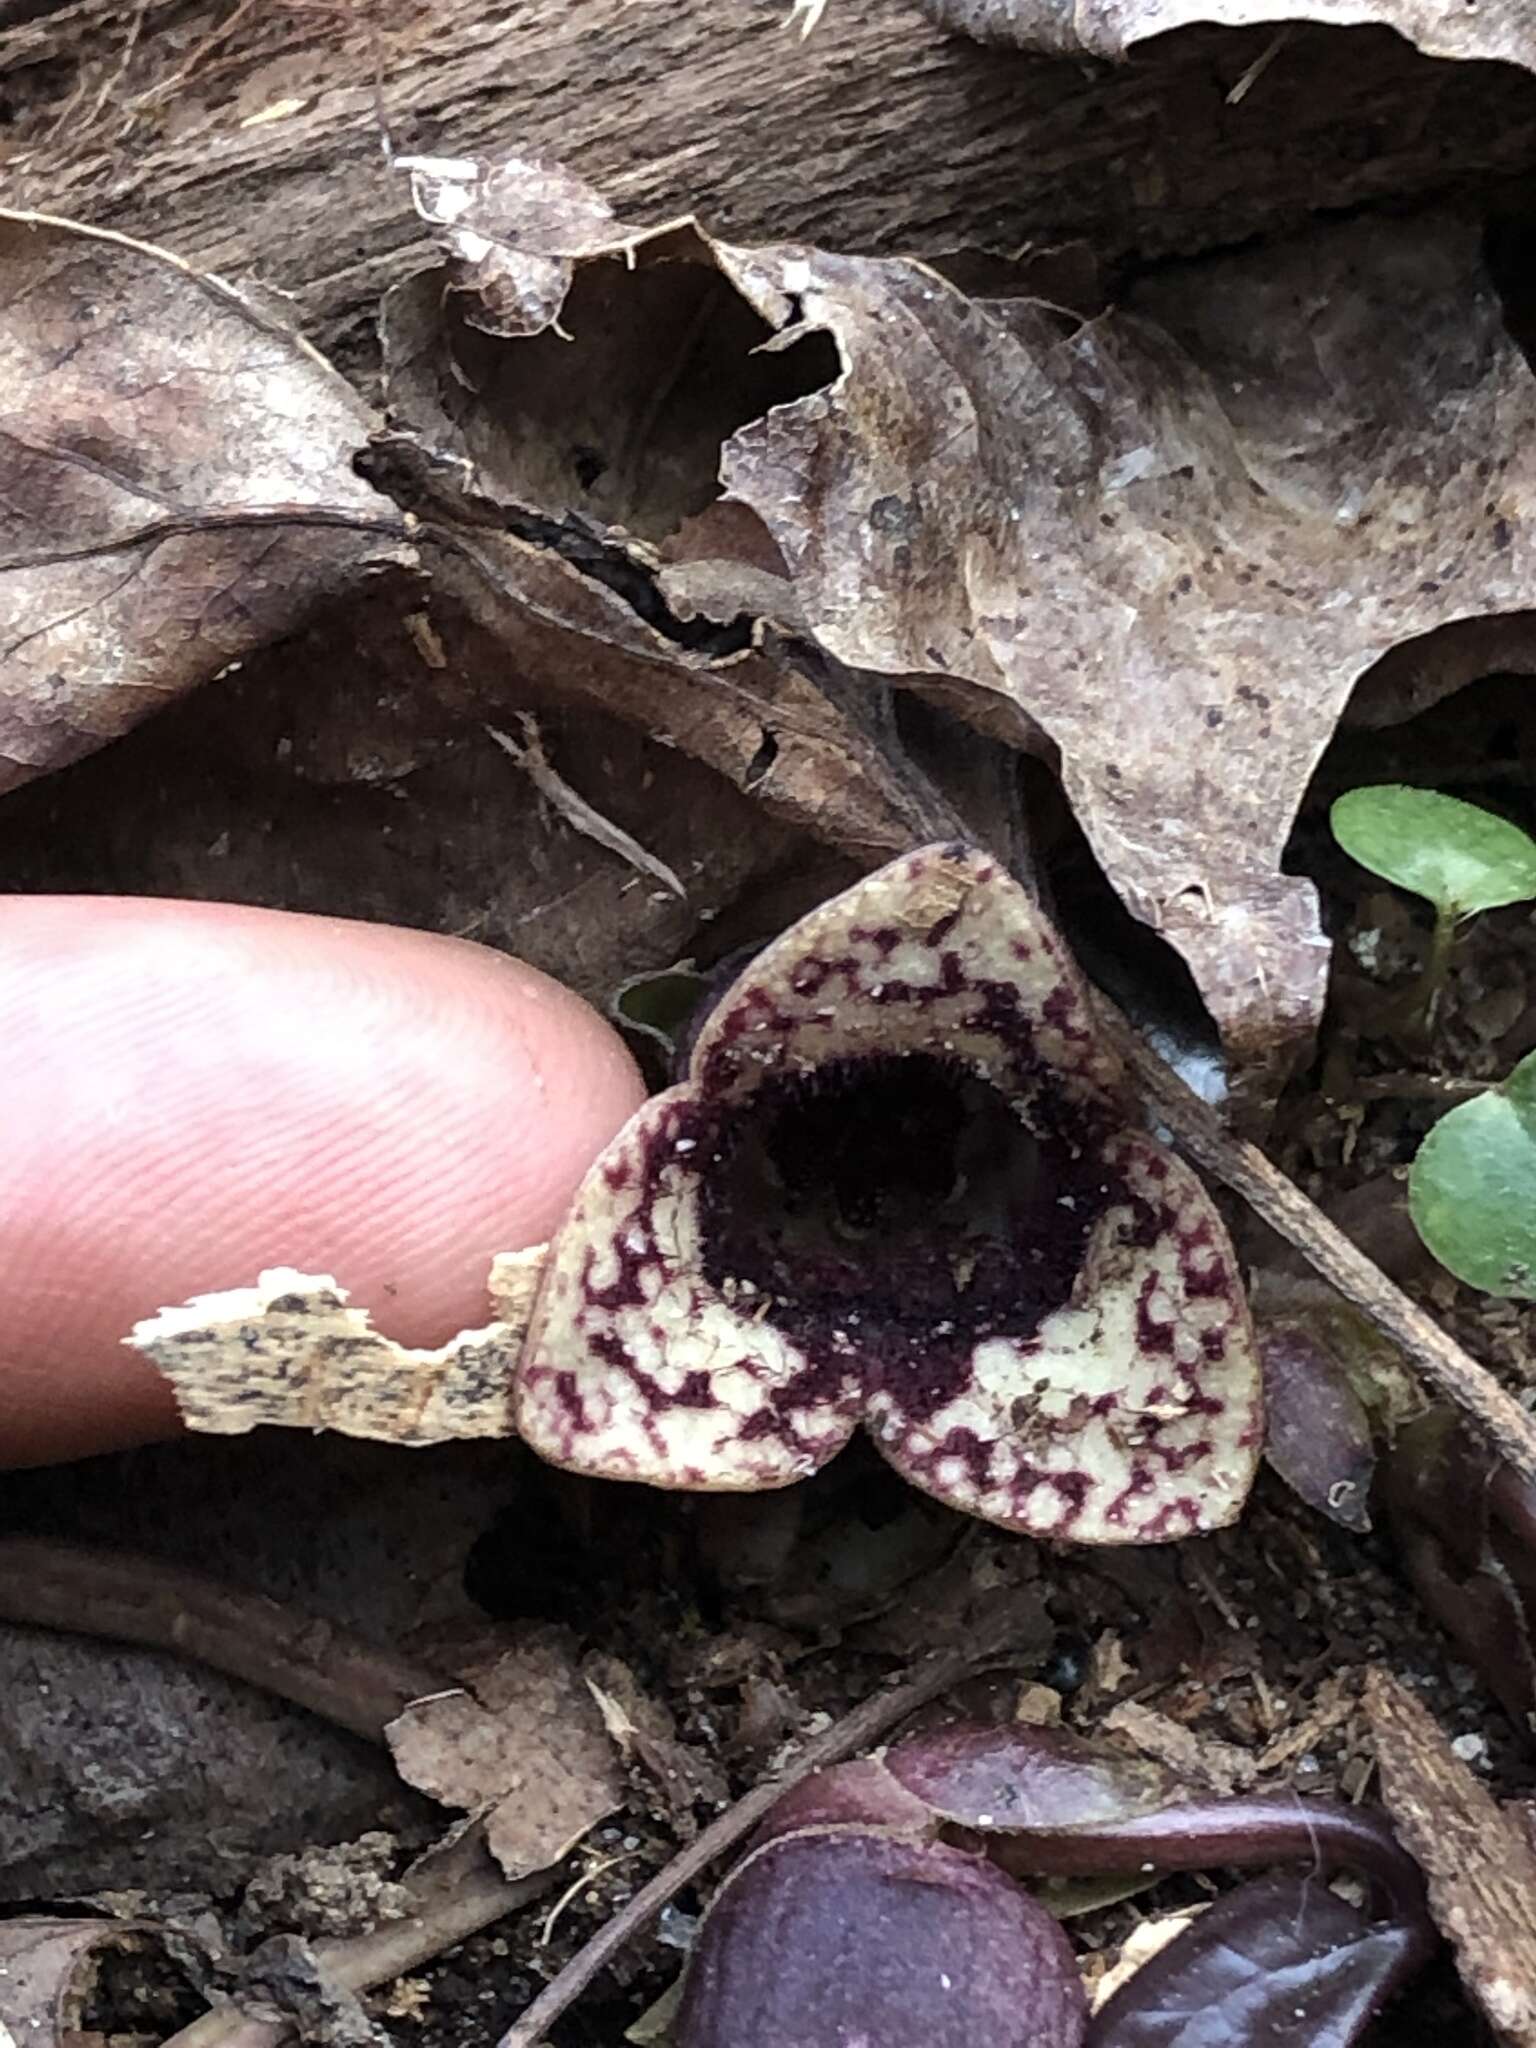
[611,963,707,1053]
[1331,786,1536,919]
[1409,1051,1536,1297]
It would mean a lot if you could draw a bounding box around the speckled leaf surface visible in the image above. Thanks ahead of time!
[714,213,1536,1066]
[516,845,1261,1544]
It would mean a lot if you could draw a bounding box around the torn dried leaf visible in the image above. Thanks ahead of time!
[385,1630,622,1880]
[0,212,406,792]
[718,212,1536,1069]
[919,0,1536,70]
[365,437,935,862]
[375,177,968,865]
[377,159,1536,1075]
[129,1265,538,1445]
[516,845,1262,1544]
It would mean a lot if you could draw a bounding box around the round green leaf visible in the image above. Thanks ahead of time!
[1409,1054,1536,1297]
[1330,786,1536,917]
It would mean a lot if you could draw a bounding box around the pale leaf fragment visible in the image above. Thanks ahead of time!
[385,1632,624,1880]
[129,1262,548,1445]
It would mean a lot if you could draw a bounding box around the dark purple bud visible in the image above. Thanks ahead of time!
[1088,1870,1436,2048]
[675,1828,1088,2048]
[1259,1322,1375,1533]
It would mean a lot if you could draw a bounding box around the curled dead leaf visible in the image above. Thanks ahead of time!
[0,211,407,792]
[0,1918,170,2048]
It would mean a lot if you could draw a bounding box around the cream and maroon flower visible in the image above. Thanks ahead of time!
[514,844,1261,1543]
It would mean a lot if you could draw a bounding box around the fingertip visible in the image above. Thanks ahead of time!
[0,899,648,1467]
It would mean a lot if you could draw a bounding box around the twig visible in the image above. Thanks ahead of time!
[122,0,259,112]
[0,1538,450,1741]
[1225,26,1289,104]
[1112,1019,1536,1485]
[485,717,687,900]
[162,1828,554,2048]
[494,1632,1020,2048]
[1346,1072,1488,1104]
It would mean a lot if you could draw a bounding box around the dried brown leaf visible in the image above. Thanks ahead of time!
[369,442,935,863]
[374,171,972,863]
[717,212,1536,1066]
[1365,1666,1536,2045]
[0,212,406,792]
[376,160,1536,1073]
[0,1918,165,2048]
[385,1630,623,1881]
[920,0,1535,67]
[1099,1699,1258,1795]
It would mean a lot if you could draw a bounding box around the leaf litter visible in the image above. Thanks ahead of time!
[8,47,1536,2048]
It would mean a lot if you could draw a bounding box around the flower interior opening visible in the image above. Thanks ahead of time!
[699,1053,1121,1348]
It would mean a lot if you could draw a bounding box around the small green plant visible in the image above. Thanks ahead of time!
[1330,785,1536,1033]
[1409,1049,1536,1298]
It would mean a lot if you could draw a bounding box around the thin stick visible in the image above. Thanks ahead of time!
[0,1538,450,1741]
[163,1830,554,2048]
[1113,1021,1536,1484]
[1347,1072,1487,1104]
[495,1634,1017,2048]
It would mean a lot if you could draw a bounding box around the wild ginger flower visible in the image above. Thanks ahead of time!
[515,845,1260,1543]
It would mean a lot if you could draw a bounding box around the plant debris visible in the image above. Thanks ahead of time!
[374,152,1536,1079]
[385,1631,623,1881]
[1366,1666,1536,2044]
[128,1260,542,1446]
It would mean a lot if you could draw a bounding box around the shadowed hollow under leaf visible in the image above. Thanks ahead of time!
[514,845,1261,1544]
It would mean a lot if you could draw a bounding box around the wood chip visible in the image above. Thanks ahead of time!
[1101,1700,1258,1795]
[1365,1666,1536,2045]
